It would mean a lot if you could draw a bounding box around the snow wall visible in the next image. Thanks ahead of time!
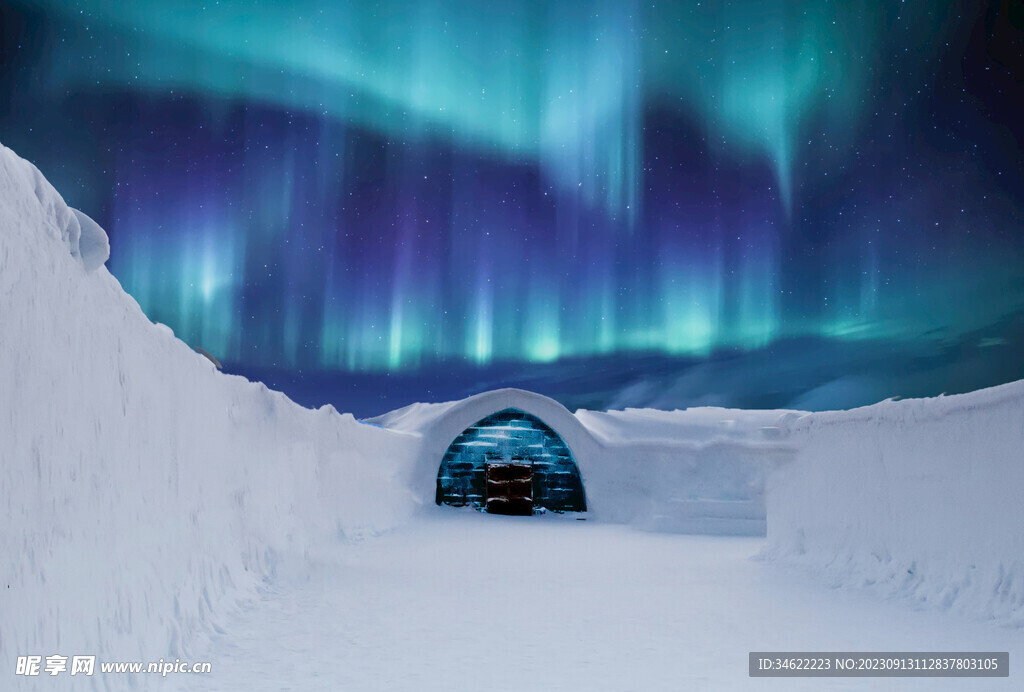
[766,381,1024,625]
[0,142,422,686]
[575,407,795,534]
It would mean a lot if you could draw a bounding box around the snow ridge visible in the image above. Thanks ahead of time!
[0,142,420,689]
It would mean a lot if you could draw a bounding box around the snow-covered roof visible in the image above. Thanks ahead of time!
[369,387,802,448]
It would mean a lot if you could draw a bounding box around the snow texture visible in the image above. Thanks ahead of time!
[766,382,1024,626]
[71,207,111,272]
[178,513,1024,691]
[0,142,421,688]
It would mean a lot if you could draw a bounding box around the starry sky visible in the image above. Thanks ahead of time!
[1,0,1023,415]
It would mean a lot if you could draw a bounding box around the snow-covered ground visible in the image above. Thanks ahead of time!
[179,511,1024,691]
[4,138,1024,690]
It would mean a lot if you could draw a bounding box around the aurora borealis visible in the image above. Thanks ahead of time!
[2,1,1023,414]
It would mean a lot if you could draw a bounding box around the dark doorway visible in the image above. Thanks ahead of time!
[485,463,533,515]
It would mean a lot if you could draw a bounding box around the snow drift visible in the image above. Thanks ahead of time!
[0,142,421,687]
[766,381,1024,625]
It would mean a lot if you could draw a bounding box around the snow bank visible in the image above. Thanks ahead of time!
[3,145,110,273]
[574,407,797,534]
[575,406,794,445]
[0,142,421,688]
[766,381,1024,625]
[71,207,111,272]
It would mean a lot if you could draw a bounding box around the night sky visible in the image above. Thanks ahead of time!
[2,1,1023,416]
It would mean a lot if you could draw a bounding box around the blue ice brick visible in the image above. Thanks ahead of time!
[436,407,586,512]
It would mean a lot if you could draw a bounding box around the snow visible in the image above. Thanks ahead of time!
[71,207,111,272]
[766,380,1024,626]
[571,407,797,535]
[3,138,1024,690]
[0,142,422,688]
[373,392,798,446]
[575,406,797,445]
[2,144,110,273]
[179,511,1024,691]
[366,398,460,434]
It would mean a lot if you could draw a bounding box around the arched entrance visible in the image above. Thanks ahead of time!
[435,407,586,514]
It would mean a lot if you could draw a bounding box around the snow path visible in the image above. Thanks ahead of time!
[183,513,1024,691]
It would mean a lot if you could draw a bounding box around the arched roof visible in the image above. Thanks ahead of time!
[409,388,602,506]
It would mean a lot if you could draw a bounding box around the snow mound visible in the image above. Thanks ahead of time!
[365,398,459,434]
[0,141,420,688]
[0,143,109,271]
[766,380,1024,626]
[71,207,111,271]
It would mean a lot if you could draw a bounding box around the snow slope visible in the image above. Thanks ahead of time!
[767,381,1024,625]
[0,142,421,688]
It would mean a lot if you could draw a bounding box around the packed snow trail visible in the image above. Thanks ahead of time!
[181,512,1024,691]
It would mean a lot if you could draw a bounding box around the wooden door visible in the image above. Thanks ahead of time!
[485,463,533,515]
